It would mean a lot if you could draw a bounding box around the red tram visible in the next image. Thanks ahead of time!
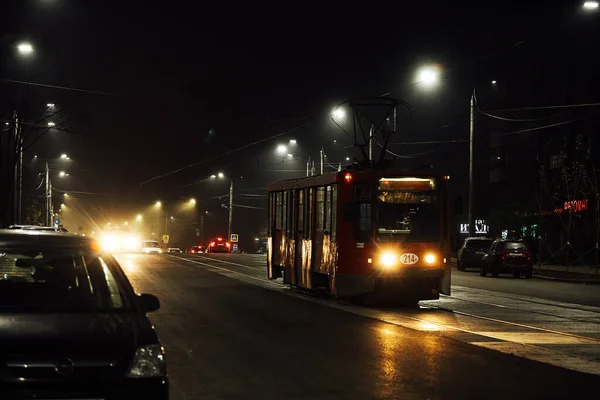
[267,169,452,303]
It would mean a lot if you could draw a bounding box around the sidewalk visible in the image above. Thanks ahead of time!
[532,263,600,284]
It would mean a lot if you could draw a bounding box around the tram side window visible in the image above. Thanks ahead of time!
[286,190,294,238]
[306,188,313,239]
[268,193,273,235]
[331,185,338,241]
[282,191,288,233]
[275,192,283,230]
[316,187,325,232]
[324,186,331,234]
[359,203,372,236]
[297,189,304,236]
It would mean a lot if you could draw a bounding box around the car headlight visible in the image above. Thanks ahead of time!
[380,251,398,268]
[127,344,166,378]
[424,253,436,264]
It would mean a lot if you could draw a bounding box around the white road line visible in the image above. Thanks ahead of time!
[170,254,600,376]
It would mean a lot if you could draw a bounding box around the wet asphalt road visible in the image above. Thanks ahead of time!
[116,253,600,400]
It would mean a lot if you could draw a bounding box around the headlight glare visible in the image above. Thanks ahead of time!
[380,251,398,268]
[424,253,436,264]
[127,344,166,378]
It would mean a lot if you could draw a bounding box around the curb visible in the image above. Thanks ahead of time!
[532,274,600,285]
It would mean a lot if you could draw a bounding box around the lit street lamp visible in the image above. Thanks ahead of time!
[136,214,143,221]
[331,107,346,120]
[47,103,55,108]
[189,198,196,205]
[415,66,440,88]
[276,144,287,154]
[60,154,69,159]
[17,42,34,55]
[48,122,55,127]
[583,1,599,10]
[58,171,69,177]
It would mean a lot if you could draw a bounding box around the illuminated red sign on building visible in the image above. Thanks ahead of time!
[542,199,588,215]
[564,199,588,213]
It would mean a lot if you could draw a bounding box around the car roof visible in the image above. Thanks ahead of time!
[0,229,95,250]
[465,237,492,241]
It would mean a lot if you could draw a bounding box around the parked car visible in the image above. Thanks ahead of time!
[8,224,69,233]
[480,239,533,278]
[207,237,231,253]
[457,237,493,271]
[0,229,168,399]
[167,248,182,253]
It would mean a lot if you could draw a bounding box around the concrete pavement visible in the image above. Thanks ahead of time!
[116,253,600,399]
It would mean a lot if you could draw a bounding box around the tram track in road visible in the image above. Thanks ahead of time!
[169,253,600,375]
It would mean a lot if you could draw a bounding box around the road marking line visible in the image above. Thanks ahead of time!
[185,254,262,271]
[170,254,600,376]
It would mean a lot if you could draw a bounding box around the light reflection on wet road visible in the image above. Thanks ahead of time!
[116,253,600,399]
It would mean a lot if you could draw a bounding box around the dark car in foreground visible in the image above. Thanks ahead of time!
[0,230,168,399]
[207,237,231,253]
[457,237,493,271]
[480,239,533,278]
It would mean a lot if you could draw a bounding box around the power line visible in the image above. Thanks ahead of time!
[139,119,310,188]
[478,110,556,122]
[483,102,600,113]
[0,78,119,96]
[497,118,584,137]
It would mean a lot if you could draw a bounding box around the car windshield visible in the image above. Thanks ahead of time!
[505,242,528,250]
[466,240,492,250]
[144,242,160,248]
[0,247,130,313]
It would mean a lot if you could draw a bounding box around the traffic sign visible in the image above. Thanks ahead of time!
[230,234,238,243]
[233,243,238,252]
[196,229,200,237]
[162,234,169,243]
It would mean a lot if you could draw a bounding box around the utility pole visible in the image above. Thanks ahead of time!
[368,124,373,162]
[200,213,205,243]
[45,162,52,226]
[468,89,476,237]
[228,179,233,242]
[306,157,310,177]
[320,148,324,175]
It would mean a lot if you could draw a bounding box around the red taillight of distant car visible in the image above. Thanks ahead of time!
[191,250,195,253]
[210,242,215,247]
[225,242,231,248]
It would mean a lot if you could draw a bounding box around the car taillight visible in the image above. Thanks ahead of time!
[191,250,195,253]
[210,242,215,247]
[226,242,231,248]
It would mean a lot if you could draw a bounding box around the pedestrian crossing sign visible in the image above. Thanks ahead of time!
[230,234,238,243]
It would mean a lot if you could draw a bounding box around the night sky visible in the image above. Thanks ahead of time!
[2,0,596,246]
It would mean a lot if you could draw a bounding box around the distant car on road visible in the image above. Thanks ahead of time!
[142,240,162,254]
[188,245,205,254]
[207,237,231,253]
[480,239,533,278]
[457,237,493,271]
[167,248,182,253]
[0,229,168,399]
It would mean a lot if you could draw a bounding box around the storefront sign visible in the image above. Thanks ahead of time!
[564,199,588,213]
[460,220,489,234]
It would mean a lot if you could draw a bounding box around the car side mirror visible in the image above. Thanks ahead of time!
[137,293,160,313]
[454,196,463,215]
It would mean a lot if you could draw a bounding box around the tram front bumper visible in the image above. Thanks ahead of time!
[337,268,444,300]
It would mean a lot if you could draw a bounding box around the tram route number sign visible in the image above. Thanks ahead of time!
[400,253,419,265]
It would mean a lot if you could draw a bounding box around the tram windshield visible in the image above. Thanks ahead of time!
[376,177,440,242]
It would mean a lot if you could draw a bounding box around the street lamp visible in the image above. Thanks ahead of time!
[415,66,440,88]
[583,1,599,10]
[331,107,346,120]
[155,201,161,207]
[276,144,287,155]
[289,139,297,145]
[189,198,196,205]
[17,42,34,55]
[58,171,68,177]
[60,154,69,159]
[217,172,224,178]
[47,103,55,108]
[47,122,55,127]
[136,214,142,221]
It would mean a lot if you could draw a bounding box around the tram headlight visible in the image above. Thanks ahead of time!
[380,251,399,268]
[424,253,436,264]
